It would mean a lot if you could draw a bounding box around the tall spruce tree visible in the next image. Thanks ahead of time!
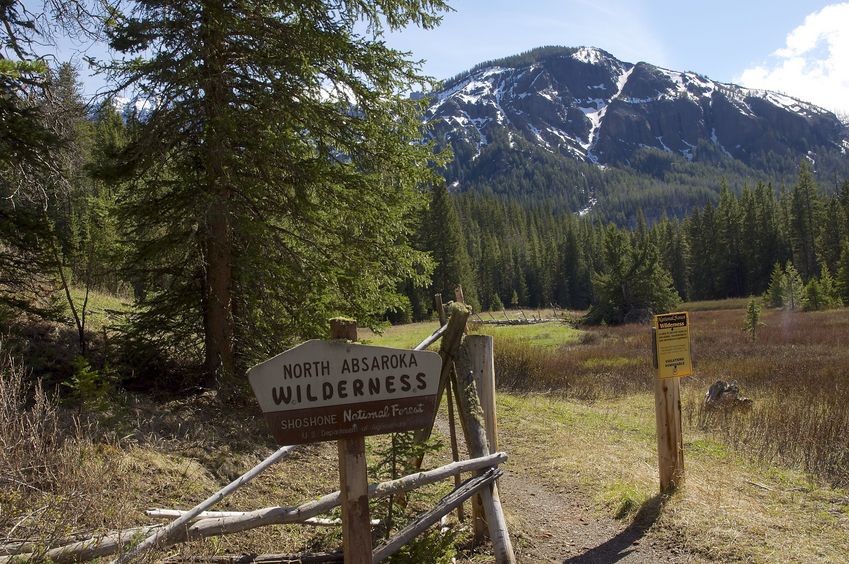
[104,0,450,387]
[421,183,477,311]
[0,2,59,315]
[783,261,804,311]
[789,160,821,280]
[585,224,679,325]
[835,239,849,303]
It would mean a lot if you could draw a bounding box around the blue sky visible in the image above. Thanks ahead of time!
[60,1,849,114]
[385,1,849,114]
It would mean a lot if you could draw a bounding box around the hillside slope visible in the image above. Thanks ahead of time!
[425,46,849,221]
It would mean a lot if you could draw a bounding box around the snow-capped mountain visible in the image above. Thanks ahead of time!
[111,95,157,122]
[426,46,849,171]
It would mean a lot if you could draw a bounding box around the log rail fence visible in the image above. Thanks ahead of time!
[1,293,515,564]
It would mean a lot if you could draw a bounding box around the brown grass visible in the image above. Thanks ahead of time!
[0,344,472,562]
[493,323,654,399]
[497,393,849,562]
[0,345,131,559]
[493,305,849,486]
[682,307,849,486]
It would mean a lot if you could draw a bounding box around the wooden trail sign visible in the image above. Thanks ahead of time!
[651,311,689,492]
[653,312,693,379]
[248,340,442,446]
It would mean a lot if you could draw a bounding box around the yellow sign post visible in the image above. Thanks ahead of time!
[651,311,692,493]
[653,312,693,379]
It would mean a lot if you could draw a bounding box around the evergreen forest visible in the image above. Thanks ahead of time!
[3,0,849,393]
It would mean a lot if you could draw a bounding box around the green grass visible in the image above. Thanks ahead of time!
[472,321,583,348]
[361,318,584,351]
[359,321,440,349]
[65,287,132,332]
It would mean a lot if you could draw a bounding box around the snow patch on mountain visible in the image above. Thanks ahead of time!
[572,47,605,65]
[112,96,157,121]
[582,66,634,163]
[425,45,849,169]
[577,197,597,216]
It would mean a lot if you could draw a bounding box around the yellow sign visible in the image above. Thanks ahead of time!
[653,312,693,379]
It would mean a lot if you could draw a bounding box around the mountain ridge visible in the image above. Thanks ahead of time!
[425,45,849,220]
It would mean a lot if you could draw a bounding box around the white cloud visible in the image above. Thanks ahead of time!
[736,3,849,117]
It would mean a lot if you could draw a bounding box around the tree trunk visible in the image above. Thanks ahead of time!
[200,0,236,390]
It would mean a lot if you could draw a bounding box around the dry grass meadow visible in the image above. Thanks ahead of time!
[4,302,849,561]
[483,303,849,561]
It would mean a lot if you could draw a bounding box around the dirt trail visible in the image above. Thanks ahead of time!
[435,417,696,563]
[499,467,691,563]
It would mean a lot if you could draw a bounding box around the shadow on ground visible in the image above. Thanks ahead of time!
[563,493,667,563]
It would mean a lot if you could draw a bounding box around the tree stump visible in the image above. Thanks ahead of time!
[704,380,752,410]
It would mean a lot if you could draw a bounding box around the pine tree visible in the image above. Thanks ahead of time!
[789,161,821,280]
[837,239,849,304]
[765,262,786,308]
[803,278,823,311]
[585,225,679,325]
[103,0,450,387]
[717,181,745,296]
[817,198,846,275]
[421,183,478,312]
[783,261,804,311]
[742,298,763,341]
[816,263,842,309]
[0,2,61,316]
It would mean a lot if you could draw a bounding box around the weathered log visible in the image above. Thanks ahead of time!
[704,380,752,410]
[434,293,464,522]
[411,303,470,462]
[115,445,297,563]
[372,468,502,562]
[0,527,156,558]
[0,526,162,562]
[473,318,558,326]
[164,552,343,563]
[5,453,507,563]
[413,322,447,351]
[145,511,379,527]
[455,340,516,564]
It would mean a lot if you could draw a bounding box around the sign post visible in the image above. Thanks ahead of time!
[330,319,370,564]
[247,319,442,563]
[652,312,693,493]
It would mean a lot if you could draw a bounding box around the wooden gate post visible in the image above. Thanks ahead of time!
[435,293,465,522]
[330,318,372,563]
[462,335,498,542]
[465,335,498,452]
[456,338,516,564]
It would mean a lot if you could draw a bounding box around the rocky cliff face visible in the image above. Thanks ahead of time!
[426,46,849,172]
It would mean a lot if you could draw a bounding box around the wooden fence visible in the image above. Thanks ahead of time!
[0,295,515,563]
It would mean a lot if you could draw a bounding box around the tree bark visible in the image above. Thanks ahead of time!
[200,0,236,389]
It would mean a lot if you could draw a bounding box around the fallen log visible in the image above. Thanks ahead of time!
[145,511,379,527]
[164,552,344,563]
[0,526,161,562]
